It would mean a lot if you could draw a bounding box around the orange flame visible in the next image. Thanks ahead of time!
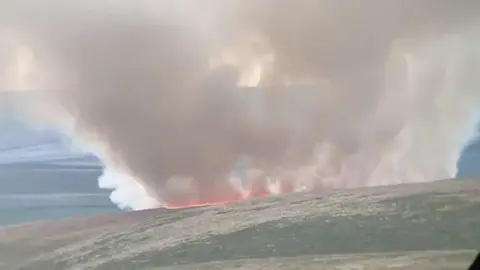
[165,175,297,210]
[166,199,243,210]
[165,188,274,210]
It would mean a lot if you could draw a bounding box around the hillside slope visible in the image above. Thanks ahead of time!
[0,179,478,269]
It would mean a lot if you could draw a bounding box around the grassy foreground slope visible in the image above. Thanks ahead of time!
[0,179,479,269]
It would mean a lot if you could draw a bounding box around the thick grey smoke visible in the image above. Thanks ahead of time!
[1,1,480,209]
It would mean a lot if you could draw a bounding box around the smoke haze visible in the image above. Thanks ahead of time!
[1,0,480,209]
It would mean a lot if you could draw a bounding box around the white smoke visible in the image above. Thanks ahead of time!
[1,1,480,210]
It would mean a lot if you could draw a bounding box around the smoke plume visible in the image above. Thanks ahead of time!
[1,1,480,209]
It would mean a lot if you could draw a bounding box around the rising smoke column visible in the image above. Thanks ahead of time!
[1,0,480,209]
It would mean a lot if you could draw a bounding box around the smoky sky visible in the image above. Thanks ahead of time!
[1,0,480,207]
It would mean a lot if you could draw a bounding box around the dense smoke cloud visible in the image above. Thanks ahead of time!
[1,1,480,209]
